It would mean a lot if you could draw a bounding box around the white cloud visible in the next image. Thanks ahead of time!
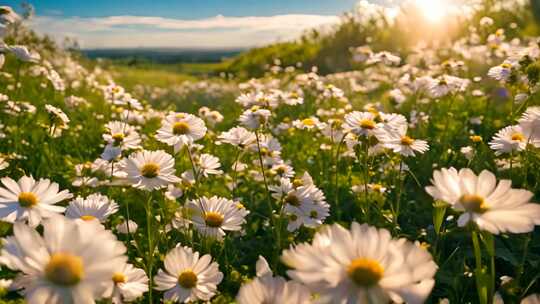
[29,14,340,49]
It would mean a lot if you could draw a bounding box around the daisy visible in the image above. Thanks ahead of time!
[236,256,311,304]
[154,245,223,303]
[116,220,138,234]
[195,154,223,177]
[0,6,20,24]
[487,61,515,81]
[522,294,540,304]
[376,125,429,157]
[343,111,381,137]
[105,263,148,304]
[0,155,9,171]
[0,216,127,303]
[188,196,247,240]
[518,106,540,140]
[103,121,141,151]
[156,112,207,151]
[65,193,119,223]
[367,51,401,65]
[45,104,69,137]
[238,106,271,129]
[218,127,256,148]
[352,46,372,63]
[270,163,295,179]
[120,150,181,191]
[489,125,537,155]
[269,173,329,231]
[292,117,324,130]
[0,176,72,227]
[165,184,184,201]
[281,222,437,303]
[7,45,40,63]
[425,168,540,234]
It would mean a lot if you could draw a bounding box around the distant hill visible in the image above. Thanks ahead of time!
[82,48,244,64]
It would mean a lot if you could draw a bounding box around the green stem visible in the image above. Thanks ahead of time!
[145,192,154,303]
[231,149,242,198]
[333,134,346,221]
[472,230,488,304]
[254,130,279,270]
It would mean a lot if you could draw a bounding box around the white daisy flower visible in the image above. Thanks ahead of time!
[367,51,401,65]
[105,263,148,304]
[165,184,184,201]
[0,155,9,171]
[343,111,381,137]
[0,176,72,227]
[282,223,437,303]
[425,168,540,234]
[45,104,69,137]
[0,216,127,303]
[522,294,540,304]
[236,256,311,304]
[376,125,429,157]
[487,61,515,81]
[218,127,256,148]
[116,220,138,234]
[156,112,207,151]
[120,150,181,191]
[0,6,20,24]
[188,196,247,240]
[238,106,271,129]
[292,117,324,130]
[195,154,223,177]
[65,193,119,223]
[8,45,40,63]
[154,245,223,303]
[103,121,141,150]
[489,125,537,155]
[518,106,540,141]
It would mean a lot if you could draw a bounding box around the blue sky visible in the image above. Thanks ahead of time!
[6,0,361,19]
[4,0,394,49]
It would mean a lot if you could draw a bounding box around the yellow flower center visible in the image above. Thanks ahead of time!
[459,194,488,213]
[112,272,127,284]
[178,270,198,289]
[141,163,160,178]
[289,214,298,221]
[236,202,245,209]
[501,63,512,69]
[18,192,38,208]
[511,133,524,141]
[302,118,315,126]
[347,258,384,287]
[371,184,383,192]
[400,136,414,146]
[359,119,376,130]
[112,133,125,145]
[275,166,287,175]
[80,215,96,221]
[172,122,190,135]
[470,135,483,143]
[309,210,318,218]
[292,179,303,188]
[45,253,84,286]
[204,211,224,228]
[284,194,301,207]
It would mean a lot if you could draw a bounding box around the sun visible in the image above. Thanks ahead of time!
[415,0,450,23]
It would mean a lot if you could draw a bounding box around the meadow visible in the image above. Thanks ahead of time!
[1,0,540,303]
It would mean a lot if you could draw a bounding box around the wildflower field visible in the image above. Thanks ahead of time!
[2,1,540,303]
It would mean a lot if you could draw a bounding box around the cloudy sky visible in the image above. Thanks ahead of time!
[4,0,396,49]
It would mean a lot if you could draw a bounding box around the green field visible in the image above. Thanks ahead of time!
[1,1,540,303]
